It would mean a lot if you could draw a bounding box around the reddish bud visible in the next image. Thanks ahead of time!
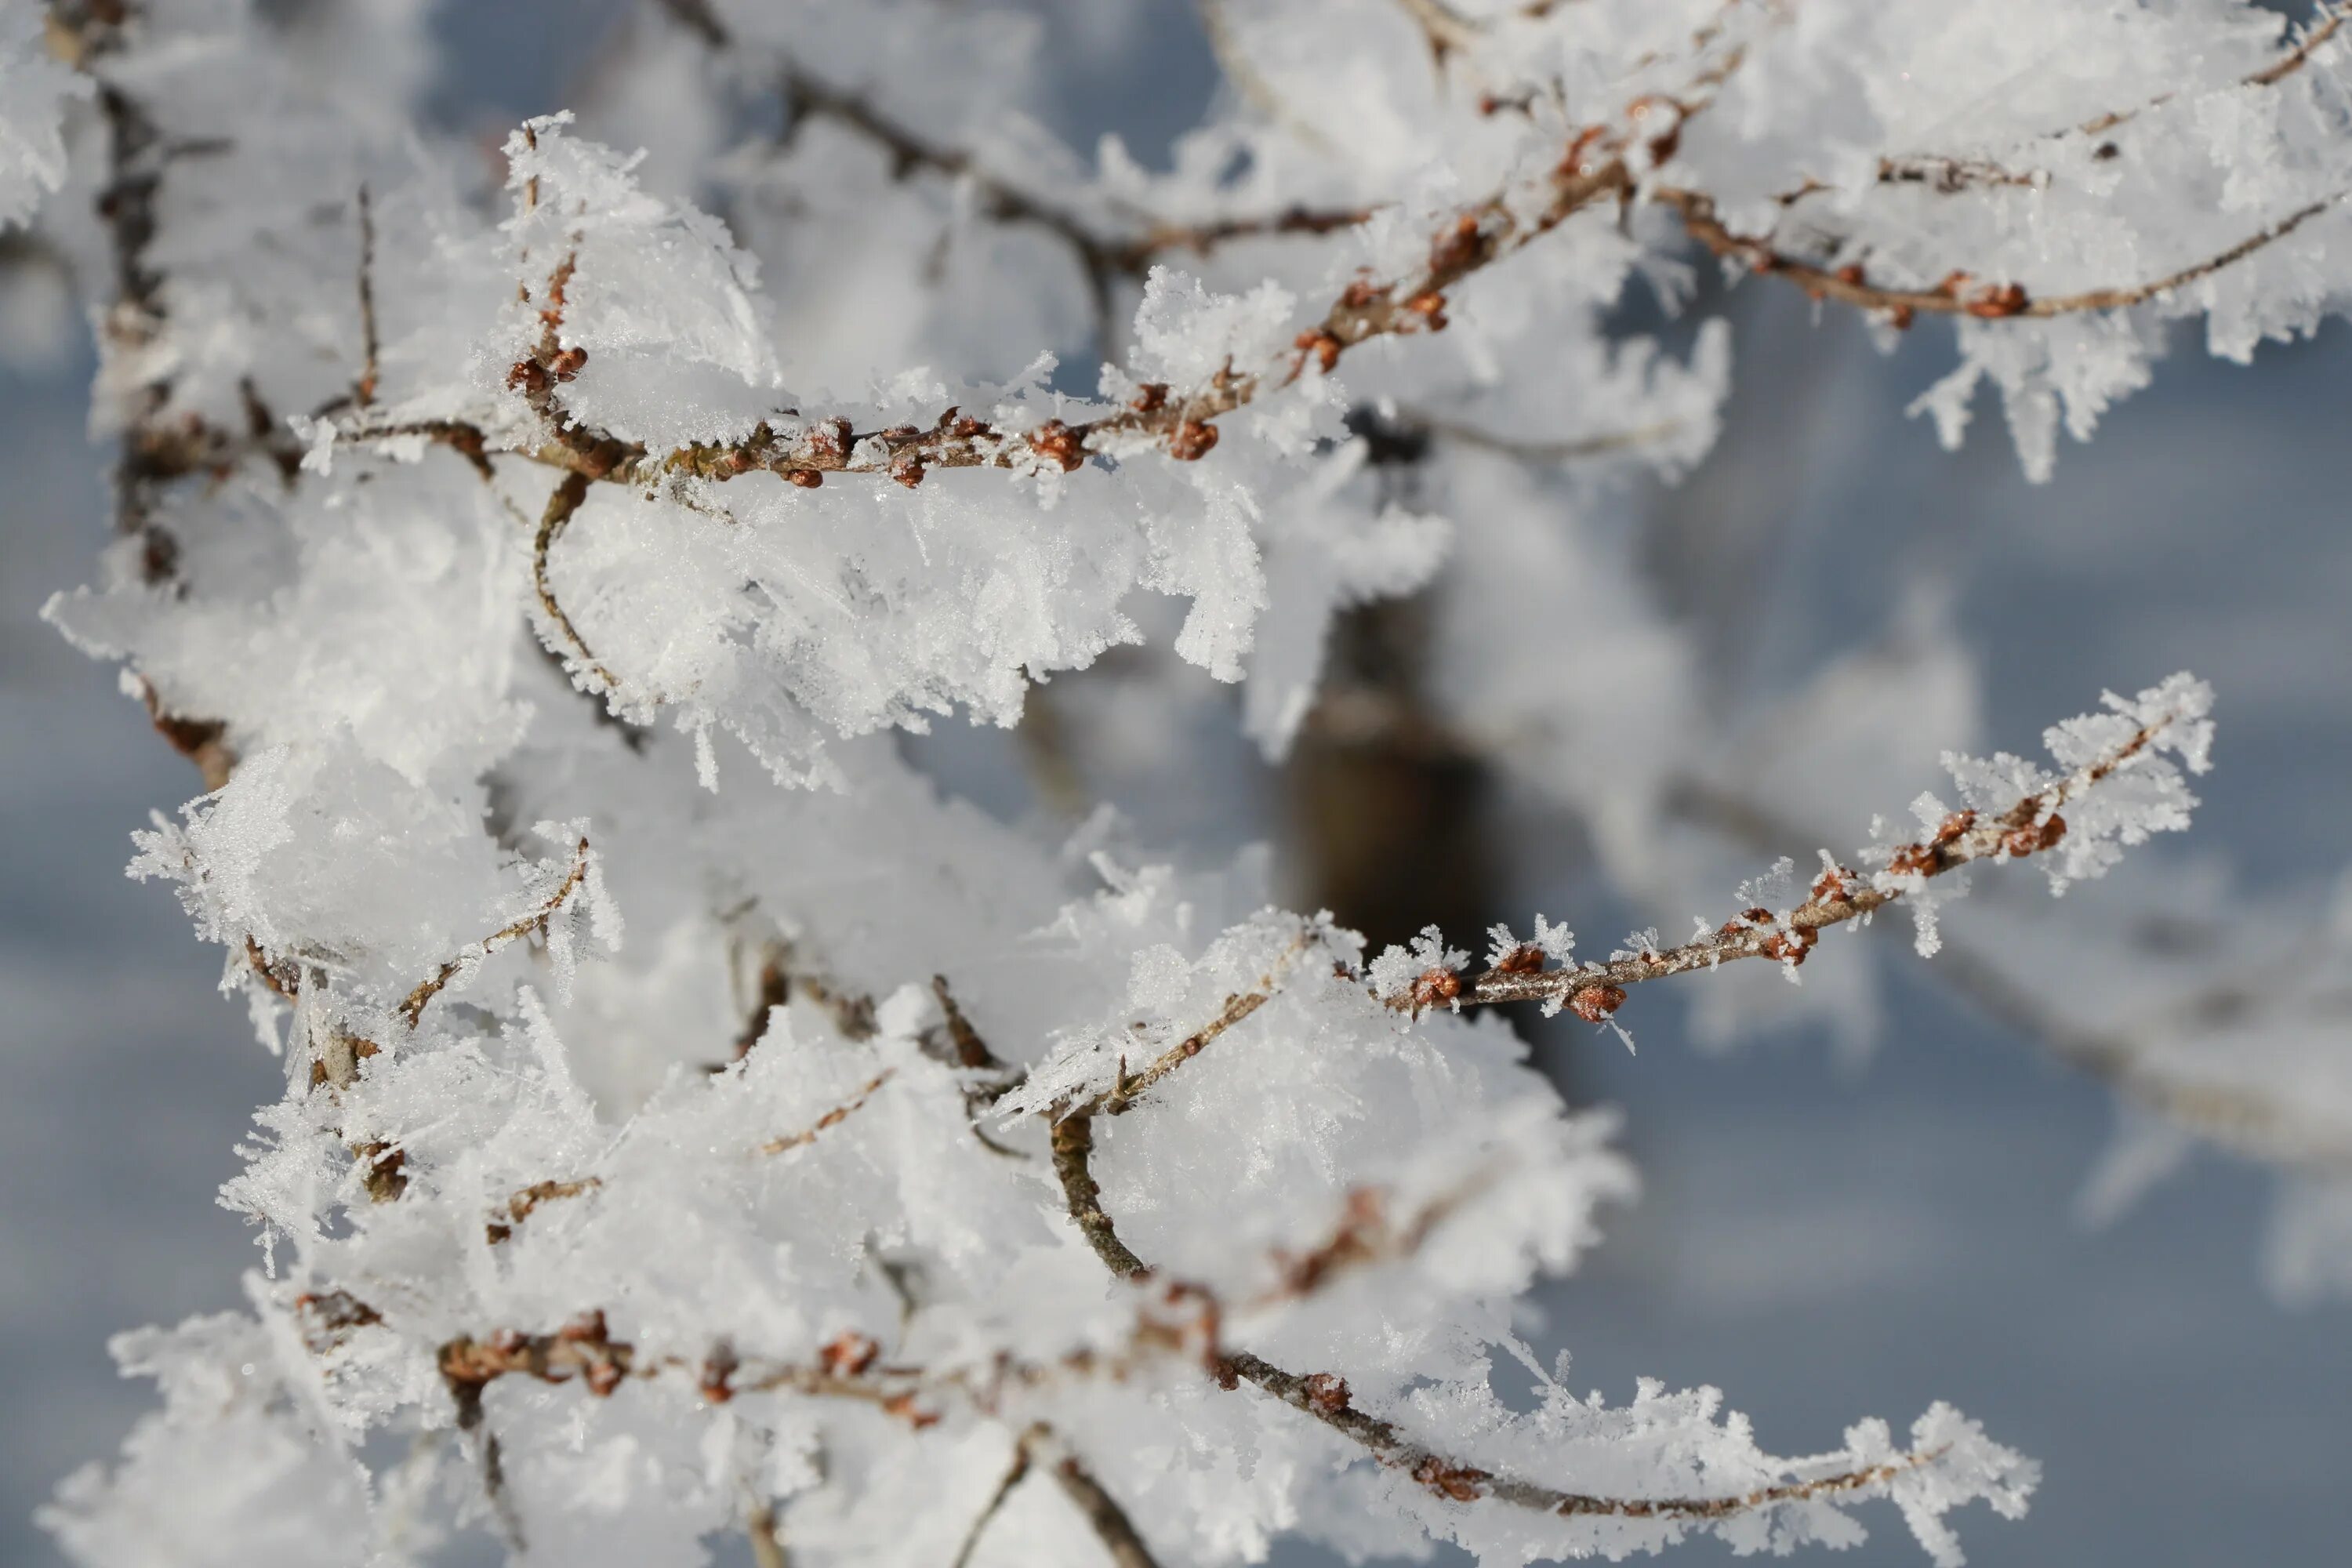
[1409,967,1463,1010]
[1303,1371,1352,1414]
[1168,420,1220,461]
[821,1332,879,1377]
[1569,984,1627,1024]
[1028,419,1086,473]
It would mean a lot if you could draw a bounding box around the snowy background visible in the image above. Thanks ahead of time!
[5,3,2350,1563]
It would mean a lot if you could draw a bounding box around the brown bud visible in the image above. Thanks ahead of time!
[1759,927,1818,965]
[1428,213,1484,278]
[1559,125,1606,177]
[1965,281,2029,318]
[785,468,823,488]
[1888,844,1939,878]
[1028,419,1086,473]
[889,448,925,488]
[584,1357,623,1397]
[505,360,550,396]
[1409,967,1463,1011]
[808,417,853,466]
[1130,382,1170,413]
[699,1345,738,1404]
[1834,263,1866,286]
[821,1331,879,1377]
[1494,944,1547,975]
[1569,984,1627,1024]
[1810,866,1855,904]
[1294,328,1343,373]
[1168,420,1220,461]
[2001,813,2067,858]
[548,346,589,382]
[1411,1456,1490,1503]
[557,1309,608,1344]
[1303,1371,1352,1414]
[883,1392,940,1430]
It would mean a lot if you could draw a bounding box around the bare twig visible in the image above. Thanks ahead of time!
[1043,1066,1955,1519]
[745,1503,789,1568]
[399,837,593,1027]
[1670,775,2352,1173]
[529,470,622,692]
[1093,934,1317,1118]
[1395,408,1689,465]
[1661,187,2346,327]
[1043,1440,1166,1568]
[1049,1114,1149,1280]
[1436,705,2190,1018]
[1393,0,1483,63]
[354,184,380,408]
[950,1429,1036,1568]
[757,1071,895,1156]
[1225,1349,1942,1515]
[485,1178,602,1244]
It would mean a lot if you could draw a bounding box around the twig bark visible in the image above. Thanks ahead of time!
[1435,706,2186,1017]
[1041,1040,1952,1519]
[399,836,593,1027]
[1663,187,2347,327]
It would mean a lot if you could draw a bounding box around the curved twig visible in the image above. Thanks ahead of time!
[399,837,593,1027]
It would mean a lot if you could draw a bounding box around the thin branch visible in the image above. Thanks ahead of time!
[1225,1349,1941,1516]
[1393,0,1483,63]
[1432,704,2189,1018]
[1094,933,1317,1118]
[338,33,1739,492]
[485,1177,602,1244]
[354,184,380,408]
[1660,187,2347,327]
[2082,2,2350,134]
[950,1429,1036,1568]
[744,1503,789,1568]
[1043,1062,1954,1519]
[1049,1114,1149,1280]
[757,1070,895,1156]
[1042,1440,1166,1568]
[399,836,593,1027]
[1767,8,2350,209]
[529,470,622,692]
[1394,407,1690,465]
[1669,775,2352,1174]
